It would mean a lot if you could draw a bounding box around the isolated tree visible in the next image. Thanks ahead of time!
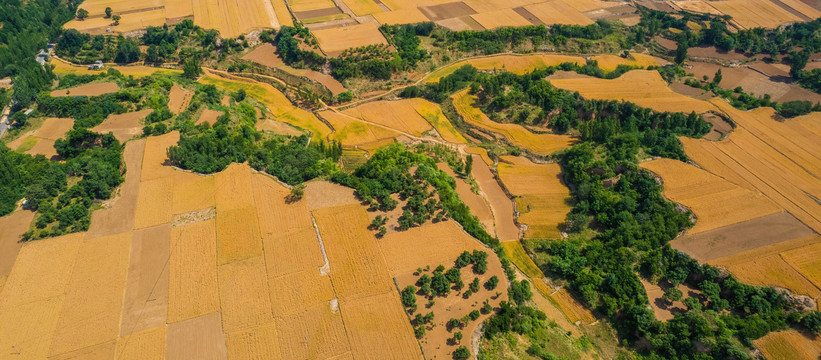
[401,285,417,310]
[713,69,723,86]
[112,14,121,25]
[453,346,470,360]
[76,8,89,20]
[464,155,473,175]
[287,184,305,202]
[183,58,202,79]
[675,41,688,65]
[104,7,112,18]
[485,275,499,290]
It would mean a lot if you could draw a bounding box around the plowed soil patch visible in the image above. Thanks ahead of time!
[92,109,151,142]
[196,109,222,126]
[438,163,494,235]
[472,153,519,241]
[168,85,192,114]
[119,224,170,337]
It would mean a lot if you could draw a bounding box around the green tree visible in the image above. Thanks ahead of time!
[453,346,470,360]
[114,39,140,63]
[76,8,89,20]
[112,14,121,25]
[509,280,532,305]
[104,7,112,18]
[401,285,417,310]
[485,275,499,290]
[464,154,473,175]
[183,58,202,79]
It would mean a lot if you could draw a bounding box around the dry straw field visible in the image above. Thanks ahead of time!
[50,81,119,97]
[92,109,153,142]
[7,117,75,159]
[313,23,389,57]
[426,54,584,83]
[754,330,821,360]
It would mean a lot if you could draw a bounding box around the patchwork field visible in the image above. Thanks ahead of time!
[342,99,435,137]
[6,117,75,158]
[452,90,575,155]
[498,156,572,239]
[319,109,403,147]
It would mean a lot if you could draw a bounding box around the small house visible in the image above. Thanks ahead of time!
[88,60,104,70]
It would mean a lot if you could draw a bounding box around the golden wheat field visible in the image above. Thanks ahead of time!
[471,8,532,29]
[640,158,782,235]
[781,241,821,290]
[413,98,468,143]
[708,0,811,29]
[711,252,821,302]
[427,54,585,83]
[313,23,388,57]
[523,1,593,25]
[453,90,574,155]
[551,288,596,324]
[590,53,659,71]
[319,110,403,147]
[168,220,220,323]
[342,99,435,137]
[753,330,821,360]
[498,155,572,239]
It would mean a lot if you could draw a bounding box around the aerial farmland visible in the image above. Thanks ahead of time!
[2,0,821,359]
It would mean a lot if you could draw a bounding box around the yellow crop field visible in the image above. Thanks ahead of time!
[114,326,166,360]
[49,233,132,356]
[216,206,263,265]
[289,0,335,12]
[524,1,593,25]
[453,90,574,155]
[498,156,571,239]
[709,0,803,28]
[141,131,180,181]
[319,110,403,147]
[711,253,821,301]
[0,233,83,309]
[200,73,331,141]
[191,0,287,38]
[313,204,394,299]
[65,9,166,34]
[269,269,336,316]
[551,70,717,114]
[340,0,383,16]
[427,54,585,83]
[501,241,554,297]
[251,174,314,237]
[168,220,220,323]
[134,176,174,229]
[340,292,424,360]
[276,302,351,359]
[218,256,274,332]
[373,8,430,25]
[226,322,281,360]
[640,158,782,234]
[51,59,182,77]
[343,100,435,137]
[263,228,325,278]
[551,288,596,324]
[171,173,215,215]
[754,330,821,360]
[471,8,532,29]
[681,100,821,234]
[0,296,66,360]
[781,241,821,290]
[672,1,723,15]
[215,163,254,211]
[50,81,119,97]
[313,23,388,56]
[412,98,467,143]
[591,53,659,71]
[379,220,486,275]
[467,147,493,165]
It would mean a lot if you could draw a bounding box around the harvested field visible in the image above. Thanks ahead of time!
[119,224,170,337]
[200,73,331,141]
[241,43,347,95]
[268,268,335,316]
[550,70,716,114]
[196,109,222,126]
[640,158,782,235]
[435,16,483,31]
[0,296,66,360]
[340,0,384,15]
[379,220,489,275]
[225,322,281,360]
[86,139,144,238]
[452,90,574,155]
[134,176,174,229]
[498,156,571,239]
[591,53,659,71]
[216,206,262,265]
[190,0,289,38]
[672,1,722,15]
[215,163,254,211]
[115,326,166,360]
[343,99,434,137]
[303,180,359,211]
[92,109,151,142]
[313,23,388,57]
[168,85,192,114]
[413,98,467,143]
[427,54,584,83]
[522,2,593,25]
[472,153,520,241]
[141,131,180,181]
[313,204,394,299]
[681,100,821,234]
[8,117,75,158]
[289,0,336,12]
[471,8,532,29]
[168,220,220,324]
[686,62,821,103]
[0,210,35,276]
[438,163,494,234]
[166,312,228,360]
[217,256,274,332]
[319,110,403,146]
[171,173,215,215]
[782,241,821,290]
[419,1,477,21]
[709,0,804,28]
[251,174,314,234]
[65,9,166,34]
[467,147,493,165]
[711,252,821,301]
[754,330,821,360]
[276,302,351,359]
[50,81,118,97]
[674,212,813,262]
[340,292,424,360]
[551,288,596,324]
[374,8,431,25]
[50,341,116,360]
[49,233,132,357]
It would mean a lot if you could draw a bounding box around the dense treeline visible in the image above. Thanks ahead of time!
[266,24,324,70]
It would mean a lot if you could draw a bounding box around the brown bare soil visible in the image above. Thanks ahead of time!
[701,112,732,140]
[438,163,495,236]
[166,312,229,360]
[472,155,519,241]
[196,109,222,126]
[242,43,347,95]
[255,118,304,136]
[420,1,477,21]
[686,62,821,103]
[673,212,814,262]
[304,180,359,211]
[0,210,34,276]
[50,81,119,97]
[640,279,701,322]
[119,224,170,337]
[92,109,152,142]
[86,139,144,239]
[294,6,342,19]
[168,84,193,114]
[687,46,753,61]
